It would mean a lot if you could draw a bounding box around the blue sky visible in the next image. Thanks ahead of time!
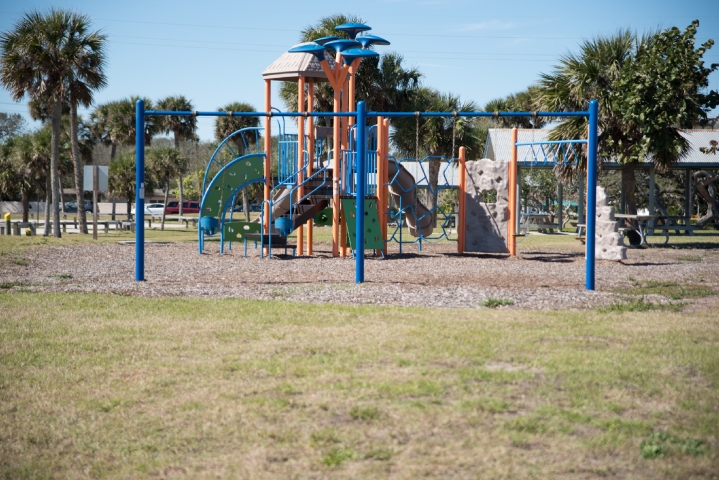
[1,0,717,141]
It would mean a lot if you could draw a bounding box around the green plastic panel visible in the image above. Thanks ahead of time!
[314,207,333,226]
[223,221,261,242]
[202,155,264,218]
[341,197,384,250]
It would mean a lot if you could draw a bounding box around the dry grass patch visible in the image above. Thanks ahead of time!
[0,292,718,479]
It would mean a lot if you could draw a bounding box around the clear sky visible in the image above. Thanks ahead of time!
[1,0,717,141]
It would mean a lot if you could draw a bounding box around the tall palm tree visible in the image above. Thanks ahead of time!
[215,102,260,221]
[1,9,106,237]
[484,87,547,129]
[157,95,196,216]
[392,88,482,224]
[147,146,187,230]
[537,31,640,214]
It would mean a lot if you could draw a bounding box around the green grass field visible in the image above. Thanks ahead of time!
[1,292,717,478]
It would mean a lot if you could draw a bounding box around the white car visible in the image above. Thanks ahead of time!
[131,203,165,215]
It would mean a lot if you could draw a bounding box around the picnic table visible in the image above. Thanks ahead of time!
[520,213,560,234]
[614,214,669,247]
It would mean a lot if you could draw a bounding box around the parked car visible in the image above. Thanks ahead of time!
[64,200,93,213]
[232,203,262,213]
[165,201,200,214]
[131,203,165,215]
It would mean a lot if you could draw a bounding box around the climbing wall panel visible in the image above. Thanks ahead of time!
[223,221,261,242]
[201,155,264,218]
[341,197,384,251]
[464,159,510,253]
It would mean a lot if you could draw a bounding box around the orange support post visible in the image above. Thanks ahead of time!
[508,128,518,256]
[332,88,341,257]
[340,80,349,258]
[263,79,272,254]
[376,116,385,256]
[297,76,305,255]
[457,146,466,254]
[306,81,314,255]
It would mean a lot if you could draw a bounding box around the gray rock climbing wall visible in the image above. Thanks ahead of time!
[595,186,627,261]
[464,159,509,253]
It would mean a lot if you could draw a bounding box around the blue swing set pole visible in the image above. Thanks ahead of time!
[586,100,599,291]
[355,101,367,284]
[135,99,145,282]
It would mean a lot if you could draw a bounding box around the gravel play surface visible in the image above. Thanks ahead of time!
[3,238,718,310]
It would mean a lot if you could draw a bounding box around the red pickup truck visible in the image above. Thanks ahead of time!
[165,201,200,214]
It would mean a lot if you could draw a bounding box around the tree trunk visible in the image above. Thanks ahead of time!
[175,132,183,218]
[127,198,132,221]
[21,190,29,222]
[161,179,169,230]
[111,199,116,221]
[178,175,184,218]
[50,98,62,237]
[620,161,638,217]
[44,175,51,236]
[693,171,719,228]
[110,142,117,160]
[70,101,88,234]
[242,189,250,222]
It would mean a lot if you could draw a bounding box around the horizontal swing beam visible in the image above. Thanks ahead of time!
[515,139,588,146]
[142,110,591,119]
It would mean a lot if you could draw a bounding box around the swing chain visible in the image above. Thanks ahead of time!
[451,111,457,160]
[414,112,420,162]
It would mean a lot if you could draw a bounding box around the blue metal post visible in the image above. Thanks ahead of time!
[355,101,366,283]
[135,99,145,281]
[586,100,598,291]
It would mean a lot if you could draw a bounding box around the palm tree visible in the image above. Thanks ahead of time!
[1,9,106,237]
[484,87,547,129]
[157,95,196,216]
[537,31,640,214]
[214,102,260,221]
[392,88,483,224]
[147,147,187,230]
[108,151,135,221]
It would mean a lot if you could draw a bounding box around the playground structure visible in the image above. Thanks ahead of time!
[133,22,600,289]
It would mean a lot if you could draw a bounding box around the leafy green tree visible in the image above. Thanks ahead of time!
[172,171,204,202]
[147,146,187,229]
[0,9,106,237]
[610,21,718,167]
[0,112,26,142]
[538,23,717,221]
[214,102,260,221]
[157,95,196,216]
